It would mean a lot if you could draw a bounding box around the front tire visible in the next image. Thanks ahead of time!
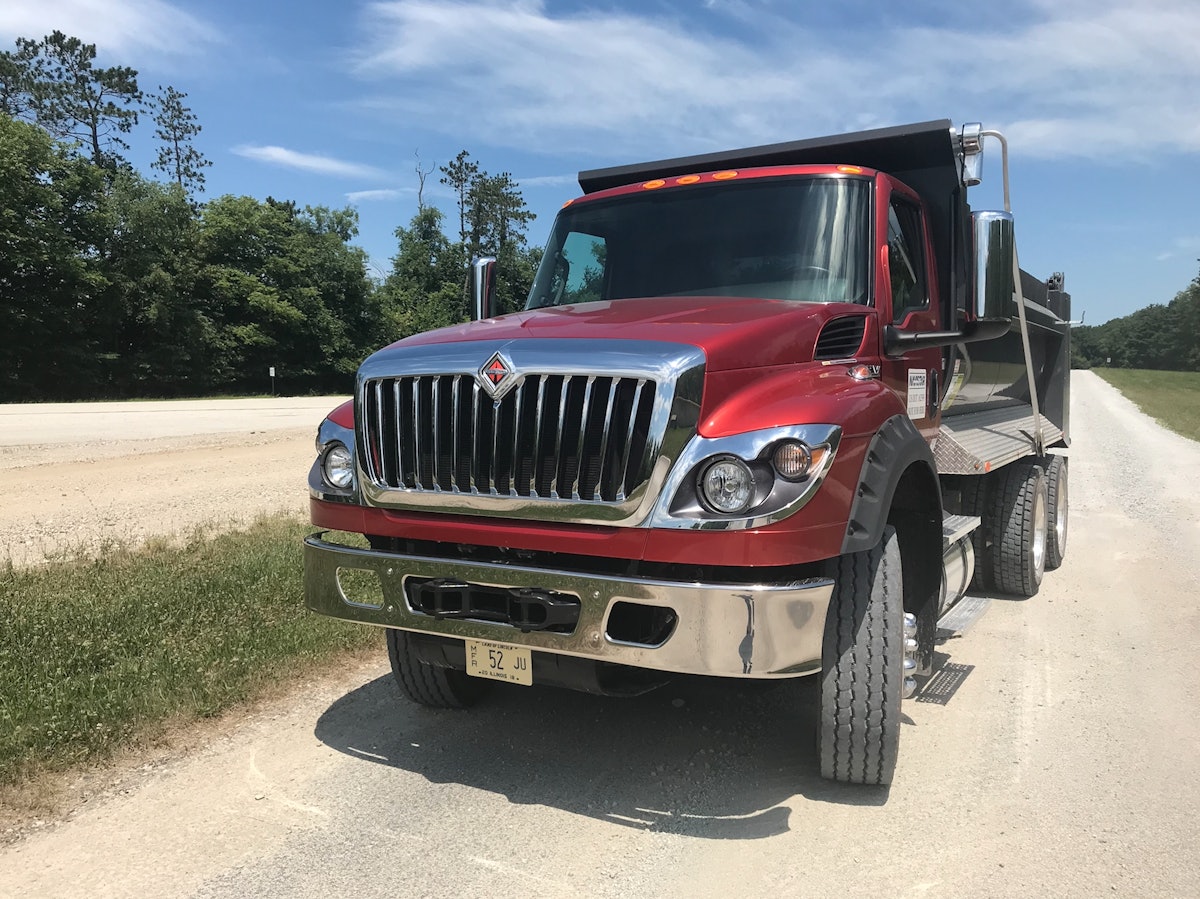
[386,629,491,709]
[819,526,904,785]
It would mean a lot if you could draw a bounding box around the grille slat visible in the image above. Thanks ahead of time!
[362,372,657,505]
[412,377,424,489]
[594,379,617,501]
[572,377,596,500]
[551,375,571,498]
[616,379,646,500]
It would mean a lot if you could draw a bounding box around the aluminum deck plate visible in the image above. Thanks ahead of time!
[935,405,1064,474]
[937,593,992,637]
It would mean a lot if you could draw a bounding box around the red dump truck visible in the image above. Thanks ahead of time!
[304,119,1071,785]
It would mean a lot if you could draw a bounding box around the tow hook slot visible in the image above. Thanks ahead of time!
[406,577,581,634]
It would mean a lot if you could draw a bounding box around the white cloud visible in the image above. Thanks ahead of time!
[0,0,219,56]
[1156,236,1200,262]
[232,145,386,179]
[351,0,1200,161]
[346,188,411,202]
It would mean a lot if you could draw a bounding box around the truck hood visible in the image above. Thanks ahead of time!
[393,296,865,373]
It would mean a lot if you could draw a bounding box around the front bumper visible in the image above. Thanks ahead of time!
[304,533,833,679]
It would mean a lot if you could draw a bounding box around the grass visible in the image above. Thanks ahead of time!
[1093,369,1200,442]
[0,514,378,788]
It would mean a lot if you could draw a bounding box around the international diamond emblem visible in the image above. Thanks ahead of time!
[477,351,517,399]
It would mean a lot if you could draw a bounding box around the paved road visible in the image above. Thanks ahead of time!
[1,372,1198,897]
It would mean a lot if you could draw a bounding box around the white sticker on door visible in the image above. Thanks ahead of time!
[907,369,928,419]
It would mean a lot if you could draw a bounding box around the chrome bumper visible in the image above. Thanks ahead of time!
[304,534,832,679]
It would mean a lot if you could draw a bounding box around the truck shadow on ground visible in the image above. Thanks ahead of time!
[314,672,895,841]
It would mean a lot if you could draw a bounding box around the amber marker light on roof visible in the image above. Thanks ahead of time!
[676,174,701,184]
[712,170,739,180]
[562,198,574,207]
[642,179,666,189]
[837,165,864,174]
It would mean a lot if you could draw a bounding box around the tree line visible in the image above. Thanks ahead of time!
[1072,269,1200,371]
[0,32,540,401]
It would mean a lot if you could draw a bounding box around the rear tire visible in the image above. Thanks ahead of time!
[386,629,491,709]
[819,526,904,785]
[1042,455,1068,570]
[990,462,1048,597]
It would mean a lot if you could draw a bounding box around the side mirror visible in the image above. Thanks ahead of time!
[973,211,1015,321]
[471,256,497,321]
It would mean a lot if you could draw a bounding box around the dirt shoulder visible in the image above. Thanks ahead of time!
[0,398,344,567]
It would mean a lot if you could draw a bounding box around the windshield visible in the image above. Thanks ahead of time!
[526,175,872,309]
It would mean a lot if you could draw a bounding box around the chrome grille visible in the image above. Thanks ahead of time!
[361,373,657,503]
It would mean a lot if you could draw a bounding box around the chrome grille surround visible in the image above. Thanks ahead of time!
[355,339,705,526]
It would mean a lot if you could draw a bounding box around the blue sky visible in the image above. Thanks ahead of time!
[3,0,1199,324]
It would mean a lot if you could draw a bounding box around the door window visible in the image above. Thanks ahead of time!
[888,199,928,323]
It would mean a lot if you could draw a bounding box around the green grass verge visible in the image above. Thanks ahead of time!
[0,515,378,786]
[1093,369,1200,443]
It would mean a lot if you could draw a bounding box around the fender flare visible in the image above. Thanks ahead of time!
[841,414,940,556]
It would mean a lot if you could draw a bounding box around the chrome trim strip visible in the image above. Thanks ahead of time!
[470,379,481,493]
[551,374,570,499]
[412,376,424,490]
[305,533,832,679]
[617,379,645,502]
[436,374,446,487]
[572,376,595,500]
[509,380,523,497]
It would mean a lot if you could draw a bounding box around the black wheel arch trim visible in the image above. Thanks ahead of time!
[841,414,941,557]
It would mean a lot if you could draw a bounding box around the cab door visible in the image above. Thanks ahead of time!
[878,183,941,441]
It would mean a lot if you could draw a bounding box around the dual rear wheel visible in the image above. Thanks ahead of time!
[965,454,1068,598]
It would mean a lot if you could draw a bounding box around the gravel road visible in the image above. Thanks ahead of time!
[0,397,347,567]
[2,372,1198,898]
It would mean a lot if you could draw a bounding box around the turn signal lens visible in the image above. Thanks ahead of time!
[773,441,813,481]
[322,442,354,489]
[699,458,755,514]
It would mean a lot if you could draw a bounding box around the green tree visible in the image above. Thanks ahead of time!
[1073,267,1200,372]
[96,172,204,395]
[465,171,538,315]
[28,31,142,167]
[0,38,42,120]
[381,206,469,337]
[0,112,108,400]
[192,196,380,393]
[148,85,210,196]
[439,150,479,245]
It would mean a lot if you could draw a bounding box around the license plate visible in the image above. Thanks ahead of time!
[464,639,533,686]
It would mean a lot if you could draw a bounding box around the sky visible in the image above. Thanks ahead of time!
[3,0,1199,324]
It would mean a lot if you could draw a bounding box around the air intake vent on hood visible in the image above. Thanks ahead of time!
[814,316,867,360]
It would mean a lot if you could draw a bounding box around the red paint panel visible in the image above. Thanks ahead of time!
[327,400,354,429]
[699,367,904,439]
[392,296,856,374]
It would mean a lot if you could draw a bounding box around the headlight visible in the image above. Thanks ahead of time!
[322,442,354,489]
[698,457,755,514]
